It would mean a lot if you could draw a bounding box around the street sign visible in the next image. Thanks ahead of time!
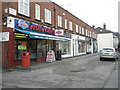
[0,32,9,42]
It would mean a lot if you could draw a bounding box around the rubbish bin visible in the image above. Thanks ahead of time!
[56,51,62,60]
[22,52,30,67]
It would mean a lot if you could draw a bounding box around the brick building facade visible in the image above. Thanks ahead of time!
[1,0,97,68]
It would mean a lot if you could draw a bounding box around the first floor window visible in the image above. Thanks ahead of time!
[18,0,30,16]
[65,19,67,29]
[45,8,51,24]
[69,21,73,31]
[35,4,40,20]
[79,26,81,34]
[58,15,62,27]
[76,24,79,33]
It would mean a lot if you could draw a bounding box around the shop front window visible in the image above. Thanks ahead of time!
[78,41,86,53]
[15,40,27,59]
[57,41,71,55]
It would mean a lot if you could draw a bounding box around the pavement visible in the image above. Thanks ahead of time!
[7,53,99,72]
[104,61,118,88]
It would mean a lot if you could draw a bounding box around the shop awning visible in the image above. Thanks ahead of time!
[15,29,70,41]
[16,29,30,34]
[30,35,69,41]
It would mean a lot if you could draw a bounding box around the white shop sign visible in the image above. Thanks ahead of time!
[46,50,56,62]
[0,32,9,42]
[9,8,17,16]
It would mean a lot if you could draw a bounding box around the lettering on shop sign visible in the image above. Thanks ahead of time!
[29,25,55,35]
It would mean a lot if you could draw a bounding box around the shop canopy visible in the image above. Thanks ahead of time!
[15,29,70,41]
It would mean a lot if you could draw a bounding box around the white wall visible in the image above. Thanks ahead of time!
[97,33,113,51]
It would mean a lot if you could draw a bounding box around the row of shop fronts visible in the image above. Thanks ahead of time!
[3,16,98,68]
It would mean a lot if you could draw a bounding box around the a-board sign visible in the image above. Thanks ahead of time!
[46,50,56,62]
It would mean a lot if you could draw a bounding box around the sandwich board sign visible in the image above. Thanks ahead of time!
[0,32,9,42]
[46,50,56,62]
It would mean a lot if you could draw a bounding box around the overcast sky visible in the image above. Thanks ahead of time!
[52,0,119,32]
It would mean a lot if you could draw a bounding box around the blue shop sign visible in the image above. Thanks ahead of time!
[14,19,55,36]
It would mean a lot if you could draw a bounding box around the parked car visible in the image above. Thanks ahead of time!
[100,47,118,61]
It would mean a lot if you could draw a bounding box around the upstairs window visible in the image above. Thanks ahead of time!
[35,4,40,20]
[76,24,79,33]
[58,15,62,27]
[79,26,81,34]
[44,8,51,24]
[69,21,72,31]
[18,0,30,17]
[81,27,84,35]
[90,31,92,37]
[86,29,88,36]
[65,19,67,29]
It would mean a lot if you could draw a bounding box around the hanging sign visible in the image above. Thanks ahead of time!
[0,32,9,42]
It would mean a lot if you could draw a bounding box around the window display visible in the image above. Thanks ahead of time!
[78,41,86,53]
[57,41,71,55]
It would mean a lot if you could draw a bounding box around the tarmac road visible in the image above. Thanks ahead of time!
[2,53,117,88]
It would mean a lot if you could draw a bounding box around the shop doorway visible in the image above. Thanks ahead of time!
[29,39,37,61]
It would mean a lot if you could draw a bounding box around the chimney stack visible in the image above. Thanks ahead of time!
[103,23,106,30]
[92,25,95,29]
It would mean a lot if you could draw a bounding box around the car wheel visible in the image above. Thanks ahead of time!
[100,58,103,61]
[113,58,116,61]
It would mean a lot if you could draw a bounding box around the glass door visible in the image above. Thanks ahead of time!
[37,40,47,58]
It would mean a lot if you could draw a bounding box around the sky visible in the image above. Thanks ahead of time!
[52,0,119,32]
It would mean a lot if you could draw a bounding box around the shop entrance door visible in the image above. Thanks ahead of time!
[37,40,47,62]
[29,39,37,60]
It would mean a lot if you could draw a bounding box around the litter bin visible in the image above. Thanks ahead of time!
[56,51,62,60]
[22,52,30,67]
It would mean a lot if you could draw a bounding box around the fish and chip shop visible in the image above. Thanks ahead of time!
[5,17,71,68]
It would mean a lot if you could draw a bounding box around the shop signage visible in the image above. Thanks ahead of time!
[64,32,71,38]
[55,29,64,36]
[0,32,9,42]
[9,8,17,16]
[15,19,55,35]
[18,45,26,50]
[46,50,56,62]
[18,20,29,30]
[29,25,55,35]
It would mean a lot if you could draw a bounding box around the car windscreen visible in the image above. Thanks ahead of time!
[102,48,114,52]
